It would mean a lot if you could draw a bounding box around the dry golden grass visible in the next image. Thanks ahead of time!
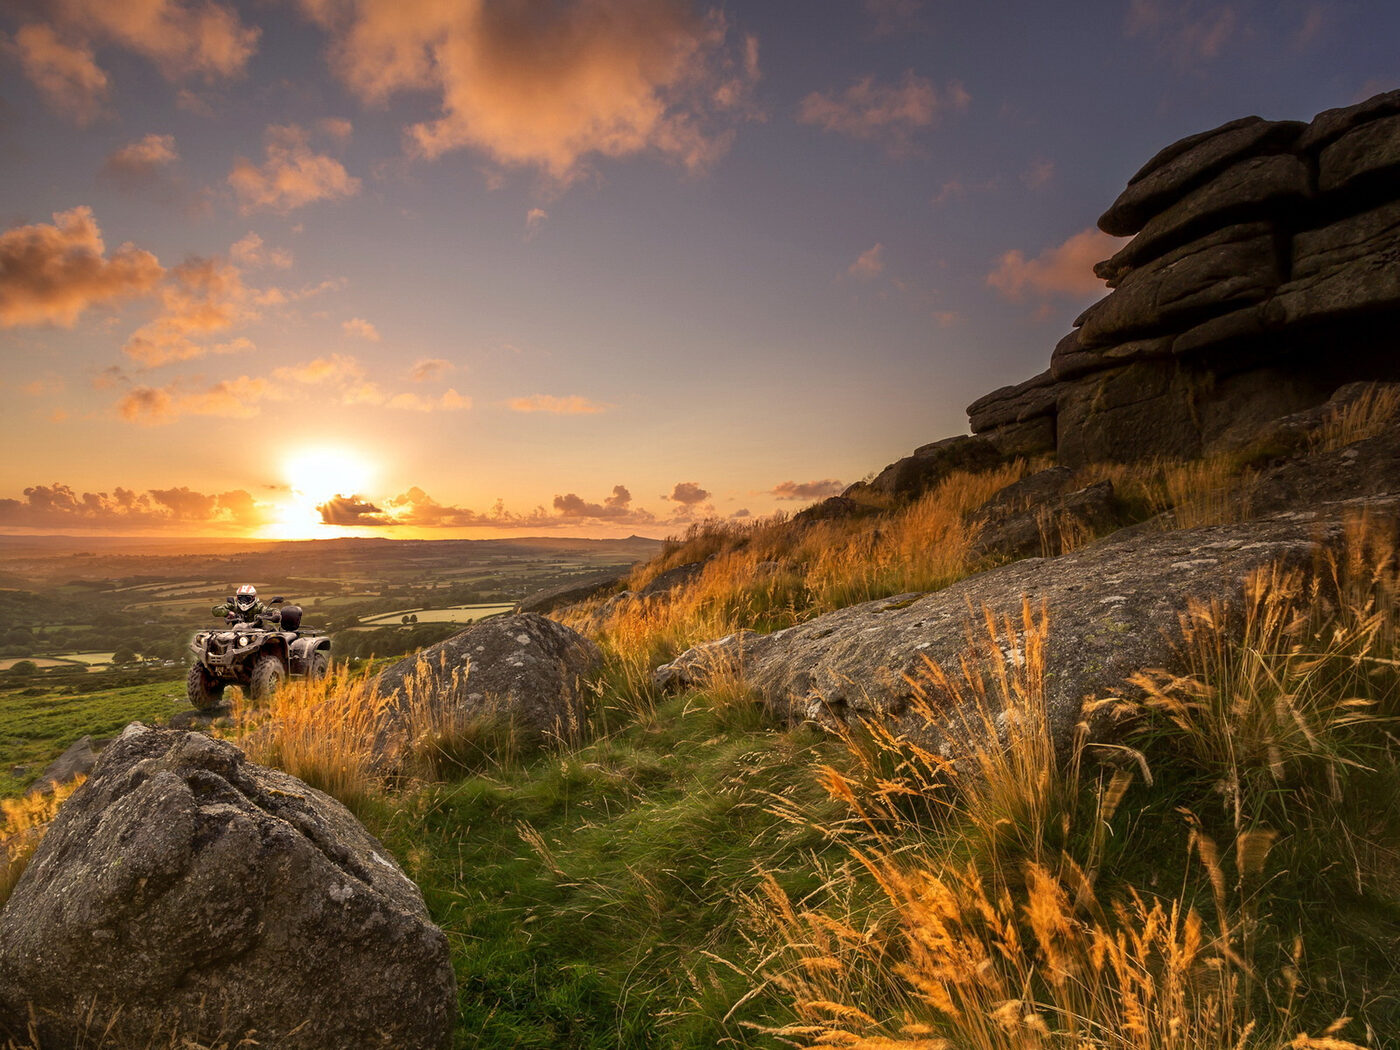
[1084,455,1258,530]
[0,778,85,907]
[1309,384,1400,454]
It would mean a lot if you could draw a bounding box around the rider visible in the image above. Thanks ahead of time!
[213,584,268,626]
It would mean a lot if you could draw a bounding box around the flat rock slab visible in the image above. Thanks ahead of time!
[0,725,455,1049]
[375,612,601,741]
[655,500,1399,756]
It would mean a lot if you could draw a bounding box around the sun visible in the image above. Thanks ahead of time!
[265,447,379,539]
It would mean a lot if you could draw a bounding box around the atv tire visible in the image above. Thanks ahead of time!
[250,655,286,700]
[186,663,226,711]
[308,650,329,682]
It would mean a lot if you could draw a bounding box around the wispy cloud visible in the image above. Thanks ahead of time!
[342,316,380,341]
[409,358,452,383]
[122,256,256,365]
[799,71,968,154]
[847,243,885,280]
[116,374,269,424]
[11,24,108,126]
[230,232,292,269]
[1125,0,1238,65]
[506,394,609,415]
[0,207,163,327]
[986,227,1120,310]
[228,124,360,214]
[102,133,180,180]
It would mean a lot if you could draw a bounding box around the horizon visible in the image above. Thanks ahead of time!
[2,1,1399,541]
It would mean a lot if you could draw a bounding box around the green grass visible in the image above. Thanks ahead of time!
[0,681,189,797]
[362,694,849,1049]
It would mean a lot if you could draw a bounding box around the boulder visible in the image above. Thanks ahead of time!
[1317,112,1400,198]
[865,435,1004,501]
[1297,88,1400,153]
[1099,118,1304,236]
[0,725,455,1049]
[971,481,1119,562]
[1276,198,1400,325]
[654,500,1400,757]
[518,571,629,615]
[638,560,708,597]
[1055,360,1206,465]
[966,370,1058,432]
[1075,223,1281,349]
[24,735,103,796]
[374,612,601,739]
[983,415,1057,457]
[1095,153,1311,284]
[969,466,1076,521]
[1048,329,1173,382]
[794,495,868,524]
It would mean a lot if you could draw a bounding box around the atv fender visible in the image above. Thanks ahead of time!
[289,635,330,676]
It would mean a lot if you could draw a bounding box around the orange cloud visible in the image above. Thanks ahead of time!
[11,23,108,125]
[273,353,365,384]
[1021,157,1055,189]
[986,228,1120,304]
[506,394,609,414]
[386,388,469,412]
[799,71,968,153]
[770,479,844,501]
[116,374,269,424]
[665,481,710,505]
[848,243,885,280]
[0,207,163,327]
[317,494,394,526]
[102,133,179,179]
[46,0,260,80]
[525,207,548,237]
[0,481,274,530]
[342,316,380,341]
[409,357,452,382]
[230,232,293,269]
[122,256,256,365]
[299,0,756,181]
[228,124,361,214]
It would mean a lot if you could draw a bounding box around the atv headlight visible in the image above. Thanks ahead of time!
[238,635,251,647]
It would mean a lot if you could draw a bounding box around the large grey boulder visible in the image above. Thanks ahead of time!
[1317,112,1400,197]
[966,370,1058,432]
[375,612,601,740]
[654,500,1399,757]
[1098,117,1304,236]
[860,435,1004,501]
[1276,199,1400,326]
[0,725,455,1049]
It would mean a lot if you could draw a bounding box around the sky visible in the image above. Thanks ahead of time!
[1,0,1397,541]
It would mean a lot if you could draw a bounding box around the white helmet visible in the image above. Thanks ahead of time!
[235,584,257,611]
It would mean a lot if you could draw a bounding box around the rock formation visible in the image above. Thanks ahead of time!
[656,497,1400,757]
[0,724,455,1049]
[374,612,600,742]
[964,90,1400,468]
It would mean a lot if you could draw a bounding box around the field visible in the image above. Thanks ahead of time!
[355,603,518,626]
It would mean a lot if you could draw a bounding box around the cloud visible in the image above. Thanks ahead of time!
[11,23,108,125]
[986,227,1120,305]
[122,256,256,365]
[102,133,179,180]
[864,0,923,35]
[272,353,365,385]
[230,232,292,269]
[1125,0,1238,64]
[409,357,451,382]
[317,494,394,526]
[297,0,757,181]
[1021,157,1055,189]
[342,316,380,341]
[665,481,710,505]
[385,388,469,412]
[319,116,354,141]
[506,394,609,415]
[228,124,361,214]
[848,243,885,280]
[0,481,274,530]
[43,0,260,80]
[798,71,968,153]
[116,374,268,423]
[525,207,548,237]
[769,479,844,501]
[0,207,163,327]
[553,484,641,519]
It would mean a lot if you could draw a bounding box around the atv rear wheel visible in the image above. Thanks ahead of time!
[186,662,226,711]
[250,655,286,700]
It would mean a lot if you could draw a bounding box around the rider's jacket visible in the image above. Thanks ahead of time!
[212,598,267,626]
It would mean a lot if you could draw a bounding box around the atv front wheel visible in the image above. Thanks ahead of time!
[186,663,226,711]
[308,650,329,682]
[250,655,286,700]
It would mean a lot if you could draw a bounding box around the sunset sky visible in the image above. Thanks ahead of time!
[1,0,1397,540]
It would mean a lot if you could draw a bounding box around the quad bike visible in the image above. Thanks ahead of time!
[186,597,331,711]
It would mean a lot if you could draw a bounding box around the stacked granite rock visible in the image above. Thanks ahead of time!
[968,89,1400,466]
